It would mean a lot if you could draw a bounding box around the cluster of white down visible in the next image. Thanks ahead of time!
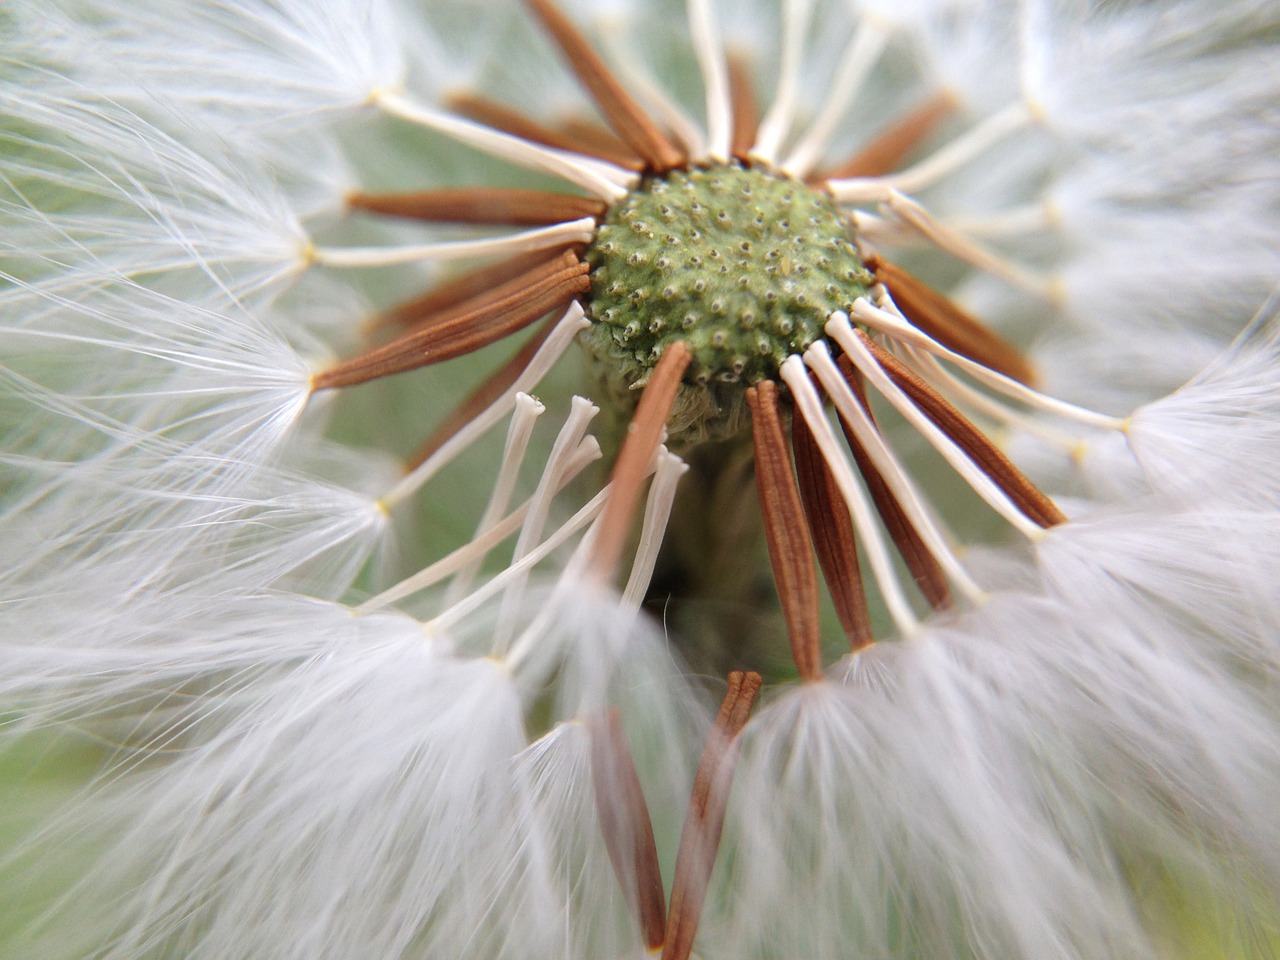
[2,0,1279,958]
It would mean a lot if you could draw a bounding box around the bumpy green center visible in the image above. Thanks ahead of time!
[583,162,873,445]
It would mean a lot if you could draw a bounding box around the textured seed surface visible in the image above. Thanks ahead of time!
[583,162,872,444]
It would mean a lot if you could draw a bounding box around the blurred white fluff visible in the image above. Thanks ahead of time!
[0,78,315,304]
[711,498,1280,960]
[1124,294,1280,504]
[6,589,703,960]
[17,0,408,132]
[1024,295,1280,506]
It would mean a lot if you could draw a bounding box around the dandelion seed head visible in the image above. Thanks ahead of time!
[5,0,1280,958]
[584,162,872,442]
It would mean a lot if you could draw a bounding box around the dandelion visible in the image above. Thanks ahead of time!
[2,0,1280,958]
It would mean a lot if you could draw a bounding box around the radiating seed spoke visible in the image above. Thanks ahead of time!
[860,334,1066,527]
[555,117,646,169]
[869,255,1036,385]
[379,249,585,340]
[835,357,952,610]
[446,90,644,170]
[727,50,759,160]
[403,314,561,472]
[371,248,580,333]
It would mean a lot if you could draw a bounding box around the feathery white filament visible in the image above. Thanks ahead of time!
[851,298,1127,431]
[380,303,590,509]
[621,449,688,612]
[686,0,732,161]
[803,340,991,598]
[844,210,910,247]
[896,342,1084,452]
[751,0,815,163]
[372,90,630,200]
[828,102,1031,199]
[825,317,1045,540]
[429,487,611,632]
[781,21,890,177]
[444,392,546,605]
[309,217,597,269]
[357,438,600,614]
[881,191,1055,300]
[943,203,1055,240]
[546,148,638,190]
[512,399,599,566]
[494,397,600,648]
[504,537,598,677]
[781,355,920,637]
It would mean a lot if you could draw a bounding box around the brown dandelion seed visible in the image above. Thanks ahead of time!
[589,340,692,583]
[588,710,667,951]
[523,0,686,171]
[815,91,957,182]
[662,670,763,960]
[747,381,823,682]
